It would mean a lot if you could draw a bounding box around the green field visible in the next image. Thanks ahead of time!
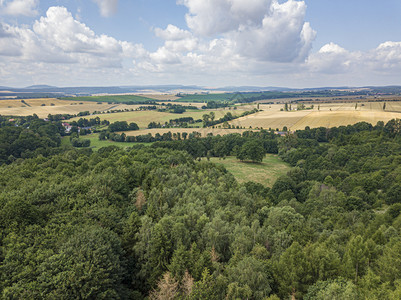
[208,155,290,187]
[60,95,155,103]
[62,134,149,150]
[175,93,233,102]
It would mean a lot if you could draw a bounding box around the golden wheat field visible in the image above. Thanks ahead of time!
[0,98,142,118]
[231,102,401,131]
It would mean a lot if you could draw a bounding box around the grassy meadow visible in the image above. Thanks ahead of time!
[62,134,150,150]
[208,155,291,187]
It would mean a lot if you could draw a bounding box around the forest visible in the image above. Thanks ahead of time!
[2,115,401,299]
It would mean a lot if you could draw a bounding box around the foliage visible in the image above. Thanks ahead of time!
[3,118,401,299]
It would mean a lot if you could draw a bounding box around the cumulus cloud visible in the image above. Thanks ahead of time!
[231,1,315,62]
[33,7,122,56]
[1,0,38,16]
[176,0,316,63]
[372,41,401,70]
[154,25,198,52]
[0,6,143,68]
[3,2,401,87]
[306,42,357,73]
[179,0,272,36]
[305,41,401,84]
[92,0,118,17]
[0,23,24,56]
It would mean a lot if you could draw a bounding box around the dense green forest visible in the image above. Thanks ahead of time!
[2,116,401,299]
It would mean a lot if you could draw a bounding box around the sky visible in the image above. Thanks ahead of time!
[0,0,401,88]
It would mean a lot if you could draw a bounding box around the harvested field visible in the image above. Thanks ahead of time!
[0,98,156,118]
[0,98,81,108]
[75,108,248,129]
[0,98,135,118]
[230,110,311,130]
[231,102,401,131]
[291,111,401,130]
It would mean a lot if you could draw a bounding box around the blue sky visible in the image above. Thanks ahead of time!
[1,0,401,88]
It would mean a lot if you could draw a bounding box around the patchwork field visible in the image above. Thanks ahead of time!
[208,155,291,187]
[2,97,401,132]
[72,106,251,129]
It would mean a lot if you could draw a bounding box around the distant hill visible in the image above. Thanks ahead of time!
[25,85,58,89]
[0,84,400,100]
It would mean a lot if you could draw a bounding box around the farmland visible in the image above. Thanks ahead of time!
[0,98,138,118]
[229,102,401,131]
[1,96,401,133]
[60,94,155,103]
[70,106,254,129]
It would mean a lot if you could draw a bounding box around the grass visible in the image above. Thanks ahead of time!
[208,155,290,187]
[175,93,233,102]
[62,134,150,151]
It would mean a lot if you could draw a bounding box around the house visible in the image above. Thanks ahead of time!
[62,122,73,133]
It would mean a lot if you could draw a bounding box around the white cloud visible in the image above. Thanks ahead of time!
[177,0,315,63]
[306,42,357,74]
[3,2,401,87]
[92,0,118,17]
[33,7,122,56]
[179,0,272,36]
[1,0,38,16]
[371,41,401,70]
[154,25,198,52]
[231,1,315,62]
[0,6,144,69]
[155,24,192,41]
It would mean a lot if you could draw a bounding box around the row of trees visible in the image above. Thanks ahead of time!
[108,121,139,132]
[202,108,259,127]
[148,117,201,129]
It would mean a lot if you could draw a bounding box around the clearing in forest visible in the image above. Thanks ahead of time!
[209,155,290,187]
